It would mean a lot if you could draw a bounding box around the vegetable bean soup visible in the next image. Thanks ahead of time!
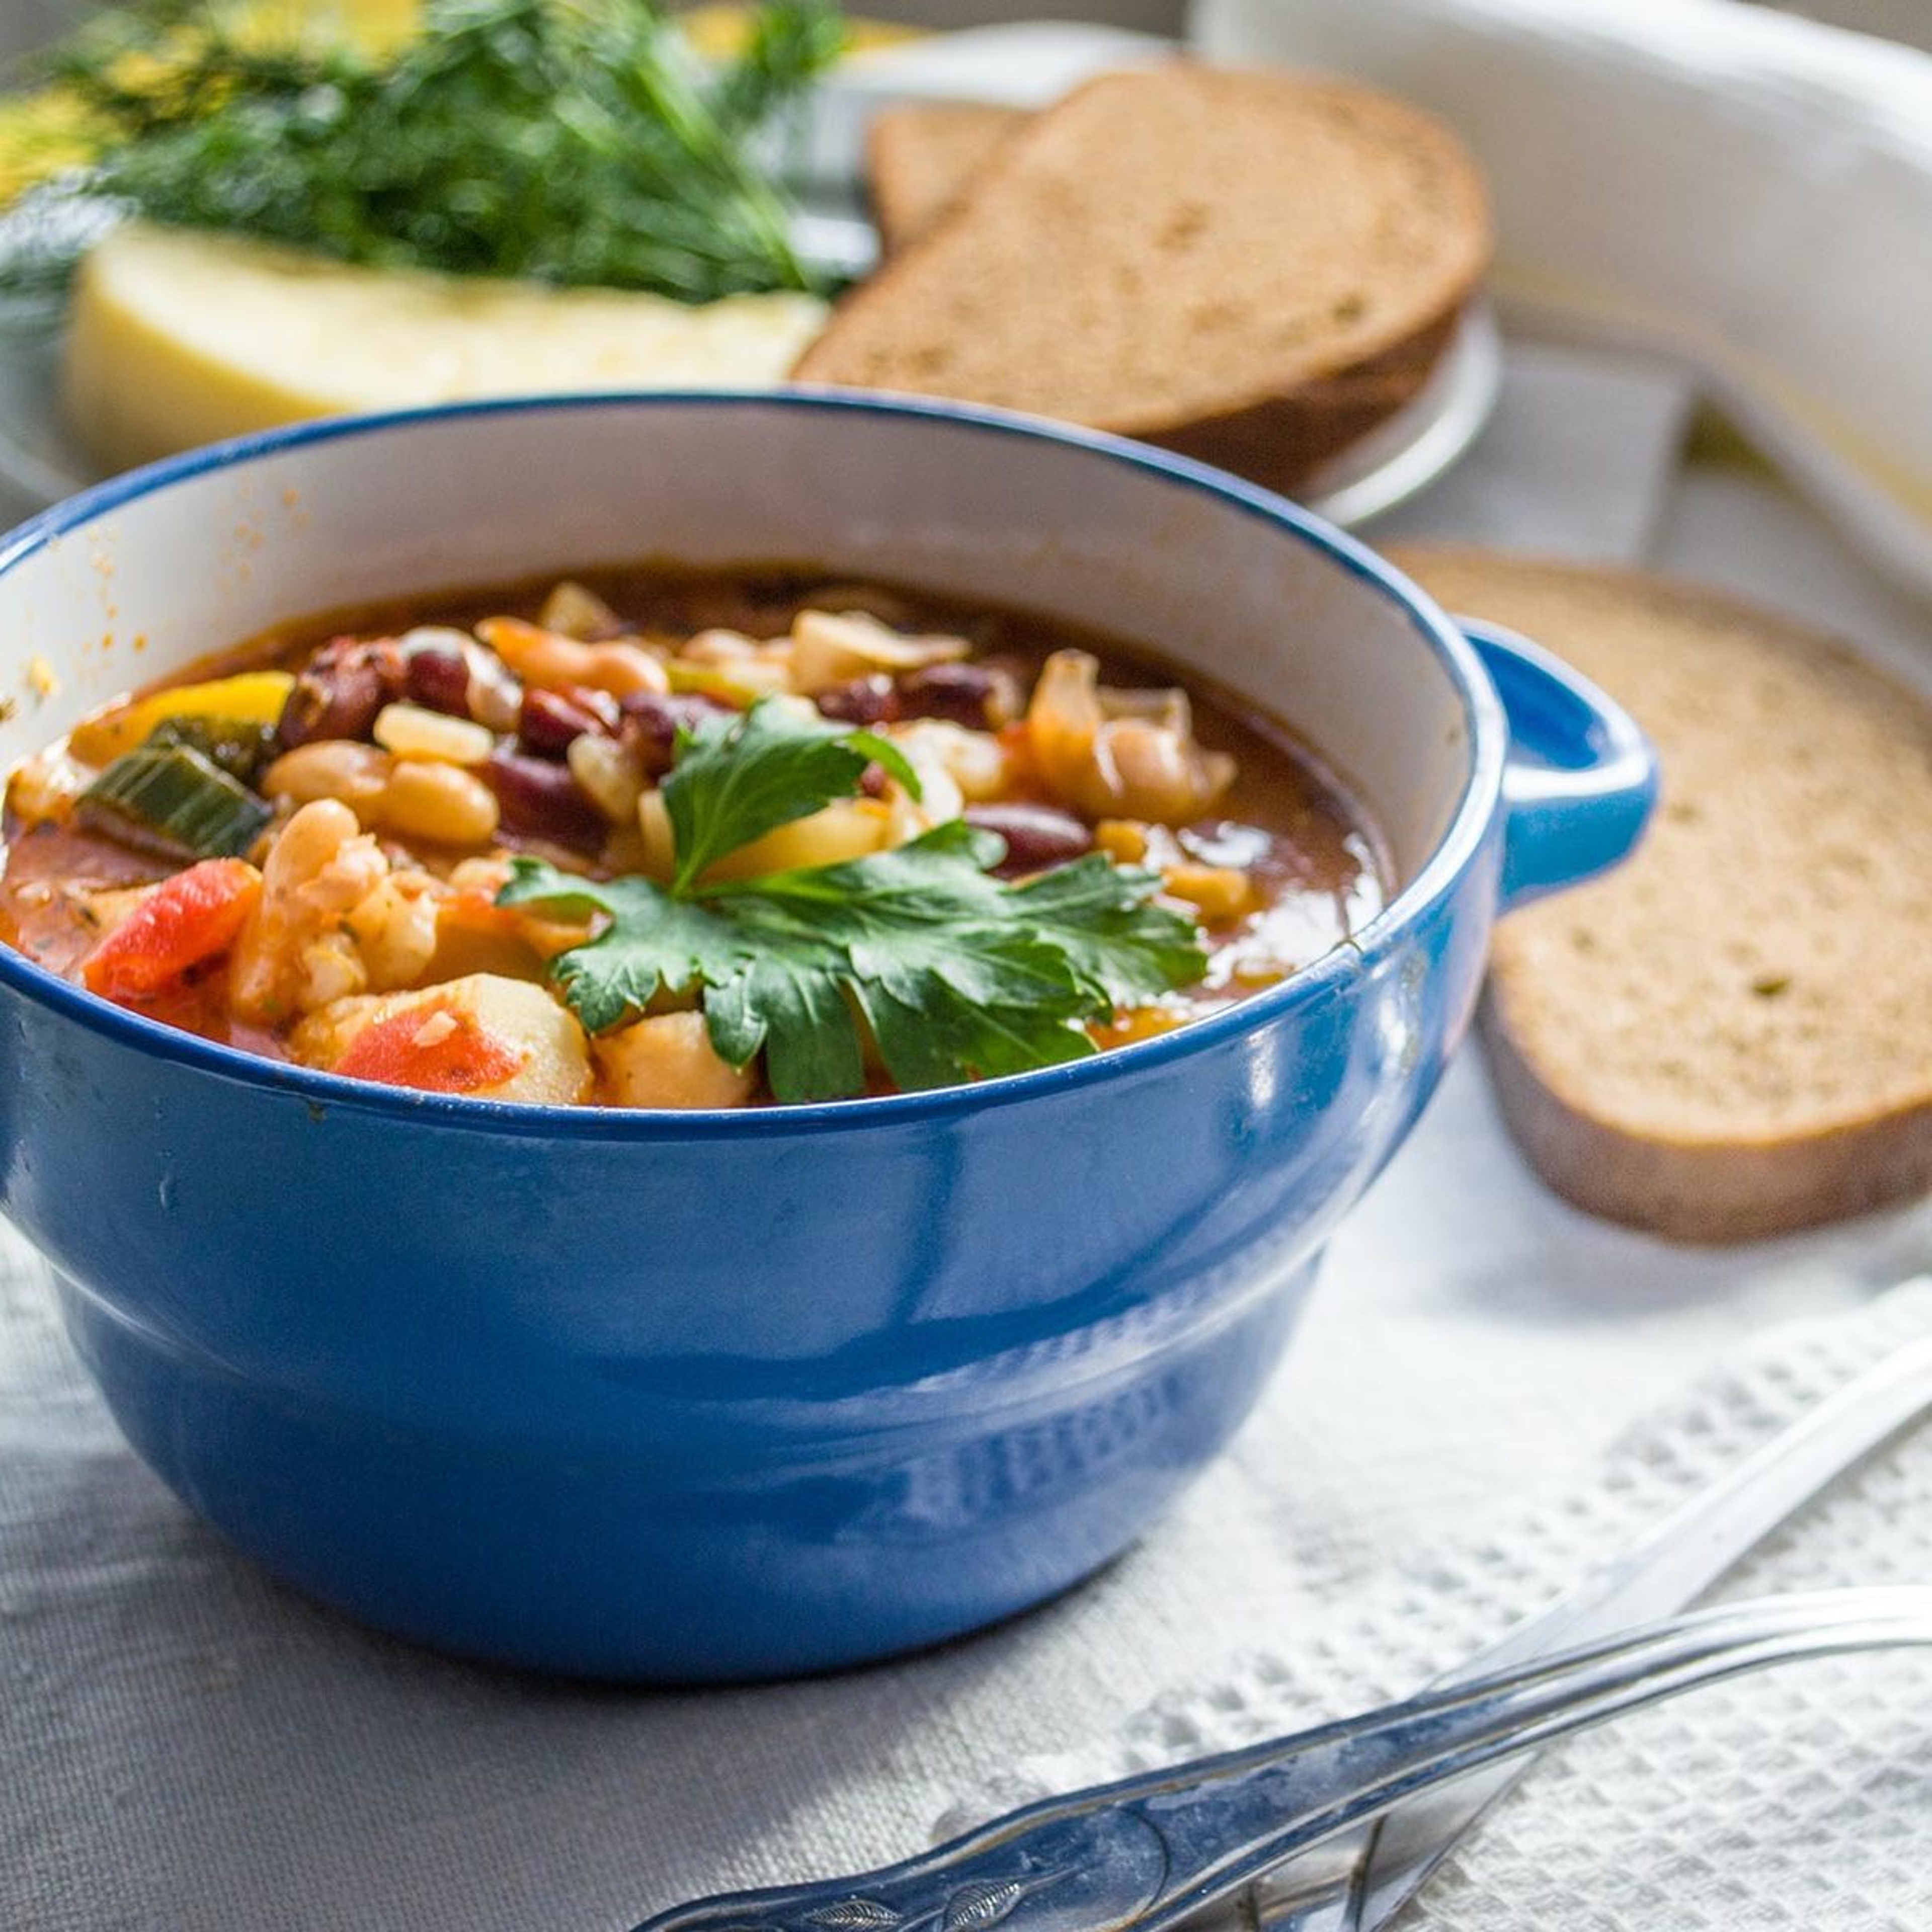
[1,571,1387,1107]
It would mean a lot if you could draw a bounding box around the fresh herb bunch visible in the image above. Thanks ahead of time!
[499,699,1209,1103]
[1,0,842,302]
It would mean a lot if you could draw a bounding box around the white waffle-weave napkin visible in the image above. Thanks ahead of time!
[939,1277,1932,1927]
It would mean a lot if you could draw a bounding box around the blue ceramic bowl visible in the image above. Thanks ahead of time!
[0,394,1654,1678]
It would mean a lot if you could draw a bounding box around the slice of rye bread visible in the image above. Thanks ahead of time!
[863,92,1461,474]
[1388,545,1932,1243]
[803,65,1491,495]
[867,101,1023,253]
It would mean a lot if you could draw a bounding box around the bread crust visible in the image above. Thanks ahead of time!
[1388,545,1932,1244]
[1144,311,1460,492]
[802,65,1492,486]
[1481,999,1932,1242]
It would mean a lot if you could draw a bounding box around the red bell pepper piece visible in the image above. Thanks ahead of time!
[82,858,262,1003]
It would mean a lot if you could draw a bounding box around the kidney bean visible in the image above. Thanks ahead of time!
[401,636,525,734]
[963,802,1094,877]
[619,690,732,778]
[899,662,1019,730]
[403,647,474,717]
[519,685,619,759]
[482,750,608,851]
[815,674,901,727]
[277,637,406,747]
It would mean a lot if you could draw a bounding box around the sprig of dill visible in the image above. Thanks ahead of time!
[0,0,842,304]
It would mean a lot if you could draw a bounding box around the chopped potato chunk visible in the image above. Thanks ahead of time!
[295,973,591,1104]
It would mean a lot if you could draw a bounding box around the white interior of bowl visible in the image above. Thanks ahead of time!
[0,397,1474,889]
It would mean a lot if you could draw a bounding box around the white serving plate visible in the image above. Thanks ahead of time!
[1297,302,1501,528]
[0,273,1499,538]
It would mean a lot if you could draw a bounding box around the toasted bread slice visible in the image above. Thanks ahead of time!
[867,102,1024,253]
[805,65,1491,494]
[1389,545,1932,1242]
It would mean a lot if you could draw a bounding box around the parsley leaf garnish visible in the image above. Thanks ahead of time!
[663,700,916,894]
[498,698,1209,1102]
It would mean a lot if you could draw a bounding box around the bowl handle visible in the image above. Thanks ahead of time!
[1461,618,1658,912]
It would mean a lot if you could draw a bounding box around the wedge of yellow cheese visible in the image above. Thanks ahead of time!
[64,222,831,472]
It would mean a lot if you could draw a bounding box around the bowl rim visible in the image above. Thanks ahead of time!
[0,388,1505,1137]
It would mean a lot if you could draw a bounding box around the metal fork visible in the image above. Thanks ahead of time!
[632,1587,1932,1932]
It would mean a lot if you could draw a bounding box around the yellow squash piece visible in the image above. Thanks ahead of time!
[64,223,830,472]
[71,671,295,766]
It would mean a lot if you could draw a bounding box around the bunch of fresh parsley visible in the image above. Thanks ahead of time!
[499,700,1209,1103]
[1,0,842,302]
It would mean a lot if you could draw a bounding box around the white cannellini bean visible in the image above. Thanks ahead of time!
[264,800,377,905]
[230,799,383,1021]
[380,760,501,845]
[262,740,394,818]
[373,701,495,767]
